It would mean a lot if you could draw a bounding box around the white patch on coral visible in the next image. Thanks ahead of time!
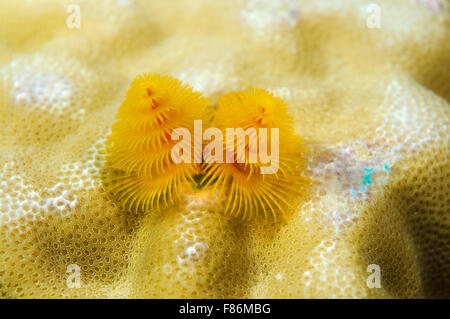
[0,162,78,231]
[0,138,106,232]
[174,204,209,268]
[302,240,367,298]
[269,87,293,100]
[303,141,393,234]
[419,0,442,11]
[11,70,74,113]
[297,78,447,234]
[179,242,207,263]
[1,55,92,117]
[45,183,78,211]
[373,79,446,160]
[59,139,105,193]
[116,0,134,7]
[241,0,300,32]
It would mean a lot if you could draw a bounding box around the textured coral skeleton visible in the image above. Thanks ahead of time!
[0,0,449,299]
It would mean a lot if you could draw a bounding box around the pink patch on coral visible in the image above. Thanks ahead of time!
[422,0,442,11]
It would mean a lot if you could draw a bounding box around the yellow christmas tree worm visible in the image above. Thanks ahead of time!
[105,75,310,221]
[104,73,210,213]
[202,89,311,222]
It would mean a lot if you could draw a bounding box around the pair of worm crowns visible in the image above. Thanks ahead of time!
[105,73,311,222]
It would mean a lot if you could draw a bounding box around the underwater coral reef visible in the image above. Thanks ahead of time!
[0,0,449,299]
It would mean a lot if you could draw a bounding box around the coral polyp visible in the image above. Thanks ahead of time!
[105,73,210,213]
[202,89,311,221]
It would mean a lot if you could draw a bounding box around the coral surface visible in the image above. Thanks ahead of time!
[0,0,449,298]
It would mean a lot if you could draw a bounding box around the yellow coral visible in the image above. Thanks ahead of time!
[0,0,449,299]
